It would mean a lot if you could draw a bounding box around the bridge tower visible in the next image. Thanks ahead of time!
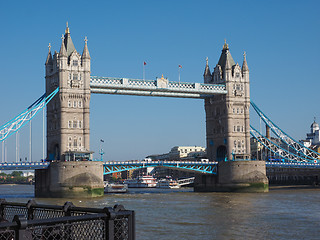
[36,25,103,198]
[195,41,268,192]
[204,41,250,161]
[45,25,91,161]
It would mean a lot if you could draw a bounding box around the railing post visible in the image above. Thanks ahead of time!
[0,199,6,219]
[104,207,115,240]
[63,201,75,216]
[26,199,36,220]
[128,210,135,240]
[13,215,30,240]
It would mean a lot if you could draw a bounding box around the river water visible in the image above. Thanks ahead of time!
[0,185,319,240]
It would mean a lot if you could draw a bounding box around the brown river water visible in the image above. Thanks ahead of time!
[0,184,320,240]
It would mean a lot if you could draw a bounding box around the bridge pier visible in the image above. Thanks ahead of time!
[35,161,104,198]
[194,160,269,192]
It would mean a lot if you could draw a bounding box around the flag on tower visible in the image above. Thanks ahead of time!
[179,65,182,68]
[144,61,147,65]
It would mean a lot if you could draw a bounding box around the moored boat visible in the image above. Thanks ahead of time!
[124,175,157,188]
[104,182,128,193]
[156,176,180,189]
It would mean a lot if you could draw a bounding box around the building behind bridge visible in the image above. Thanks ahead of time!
[300,119,320,153]
[146,146,206,161]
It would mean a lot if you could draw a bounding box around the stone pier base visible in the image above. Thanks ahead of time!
[194,160,269,193]
[35,161,104,198]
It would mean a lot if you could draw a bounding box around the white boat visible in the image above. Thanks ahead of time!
[124,175,157,188]
[156,177,180,189]
[104,182,128,193]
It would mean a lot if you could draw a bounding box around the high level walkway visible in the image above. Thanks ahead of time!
[90,76,227,98]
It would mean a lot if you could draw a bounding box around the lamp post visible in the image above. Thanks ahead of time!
[100,139,105,161]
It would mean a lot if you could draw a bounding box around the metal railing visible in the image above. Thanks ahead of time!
[0,199,135,240]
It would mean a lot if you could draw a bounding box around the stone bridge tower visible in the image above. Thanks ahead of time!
[194,41,268,193]
[36,26,103,198]
[204,41,251,161]
[45,25,91,161]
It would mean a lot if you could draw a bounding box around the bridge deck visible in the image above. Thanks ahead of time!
[1,161,320,171]
[90,76,227,98]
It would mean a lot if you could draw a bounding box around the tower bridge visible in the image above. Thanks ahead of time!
[2,25,319,197]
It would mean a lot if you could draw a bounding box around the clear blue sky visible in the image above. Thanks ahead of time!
[0,0,319,162]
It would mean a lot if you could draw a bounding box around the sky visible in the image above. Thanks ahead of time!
[0,0,319,162]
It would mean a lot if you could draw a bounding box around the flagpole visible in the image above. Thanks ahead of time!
[143,62,145,80]
[178,65,182,86]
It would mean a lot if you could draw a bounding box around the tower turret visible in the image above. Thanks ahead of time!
[58,35,67,71]
[242,51,249,74]
[203,57,212,83]
[45,43,53,75]
[82,37,91,72]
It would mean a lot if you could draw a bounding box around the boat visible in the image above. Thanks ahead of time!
[104,182,128,193]
[156,176,180,189]
[124,175,157,188]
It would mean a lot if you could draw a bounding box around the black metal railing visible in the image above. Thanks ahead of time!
[0,199,135,240]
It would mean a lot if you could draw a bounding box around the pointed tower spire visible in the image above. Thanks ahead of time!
[45,43,53,65]
[203,57,212,83]
[218,39,235,71]
[63,22,76,57]
[242,51,249,72]
[203,57,211,76]
[59,34,67,57]
[82,36,91,59]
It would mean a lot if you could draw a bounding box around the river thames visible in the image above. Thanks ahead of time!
[0,184,319,240]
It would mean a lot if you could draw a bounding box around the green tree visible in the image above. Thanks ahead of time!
[11,171,23,177]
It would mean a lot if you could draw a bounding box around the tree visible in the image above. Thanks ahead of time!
[11,171,23,177]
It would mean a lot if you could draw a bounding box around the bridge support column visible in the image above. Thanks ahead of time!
[35,161,104,198]
[194,160,269,192]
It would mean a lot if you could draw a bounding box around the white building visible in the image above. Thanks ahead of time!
[306,119,320,146]
[148,146,206,161]
[169,146,206,160]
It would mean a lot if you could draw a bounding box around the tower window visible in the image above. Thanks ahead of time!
[73,60,78,66]
[73,74,78,80]
[73,121,77,128]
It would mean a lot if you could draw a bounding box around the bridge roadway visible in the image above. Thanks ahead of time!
[1,161,320,173]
